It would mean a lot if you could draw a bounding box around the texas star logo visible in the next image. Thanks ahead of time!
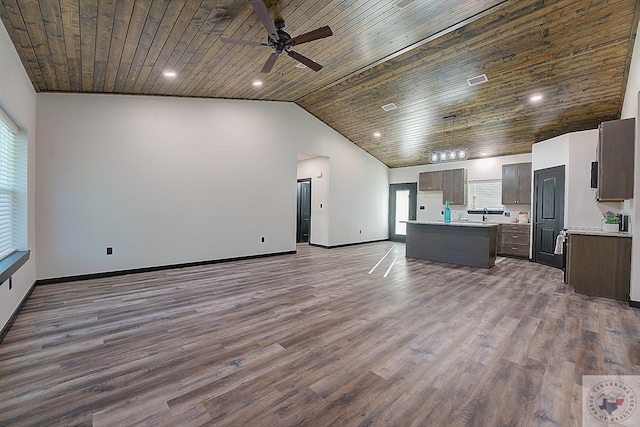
[587,380,637,423]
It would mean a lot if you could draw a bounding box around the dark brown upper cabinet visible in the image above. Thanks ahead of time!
[418,168,467,205]
[418,171,443,191]
[596,118,635,201]
[442,169,467,205]
[502,162,532,205]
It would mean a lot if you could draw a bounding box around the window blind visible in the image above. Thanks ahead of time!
[468,179,503,210]
[0,108,21,260]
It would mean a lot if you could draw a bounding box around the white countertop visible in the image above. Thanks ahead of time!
[566,227,632,238]
[406,220,499,228]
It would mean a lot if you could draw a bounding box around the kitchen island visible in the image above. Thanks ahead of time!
[405,220,498,268]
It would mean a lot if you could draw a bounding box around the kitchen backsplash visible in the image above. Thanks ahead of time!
[457,209,531,224]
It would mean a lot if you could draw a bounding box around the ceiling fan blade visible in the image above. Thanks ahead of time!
[287,51,322,72]
[219,36,266,47]
[289,26,333,46]
[261,53,279,73]
[250,1,278,41]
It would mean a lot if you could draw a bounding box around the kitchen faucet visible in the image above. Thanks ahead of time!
[483,208,488,222]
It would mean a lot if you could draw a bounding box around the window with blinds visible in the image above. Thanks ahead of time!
[468,179,503,210]
[0,107,26,261]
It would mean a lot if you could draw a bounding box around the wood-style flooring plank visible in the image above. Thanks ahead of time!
[1,241,640,426]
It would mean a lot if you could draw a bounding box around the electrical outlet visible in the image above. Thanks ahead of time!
[359,230,362,234]
[261,237,265,243]
[106,247,113,255]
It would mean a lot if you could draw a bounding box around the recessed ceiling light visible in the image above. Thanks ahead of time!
[373,132,381,138]
[530,94,543,102]
[295,63,307,69]
[163,71,177,78]
[480,152,488,157]
[253,80,263,87]
[381,103,397,111]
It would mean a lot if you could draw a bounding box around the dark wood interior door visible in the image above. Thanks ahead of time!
[533,166,565,268]
[297,179,311,243]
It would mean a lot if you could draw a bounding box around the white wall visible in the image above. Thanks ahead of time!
[0,22,37,331]
[531,134,570,175]
[36,94,389,279]
[297,156,330,246]
[327,145,389,245]
[565,130,599,228]
[390,153,532,223]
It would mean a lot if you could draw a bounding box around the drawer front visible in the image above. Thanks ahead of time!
[498,225,530,257]
[501,231,529,244]
[502,243,529,257]
[501,225,531,235]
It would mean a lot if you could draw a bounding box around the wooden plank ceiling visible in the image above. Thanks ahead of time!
[1,0,638,168]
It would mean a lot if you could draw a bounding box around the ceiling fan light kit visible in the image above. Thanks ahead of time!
[220,0,332,73]
[429,115,469,163]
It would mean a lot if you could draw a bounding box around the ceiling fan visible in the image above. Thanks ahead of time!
[219,0,333,73]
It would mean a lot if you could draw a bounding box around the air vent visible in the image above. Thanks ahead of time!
[467,74,488,86]
[381,103,397,111]
[394,0,415,8]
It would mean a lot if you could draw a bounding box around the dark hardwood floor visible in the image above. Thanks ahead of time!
[1,242,639,426]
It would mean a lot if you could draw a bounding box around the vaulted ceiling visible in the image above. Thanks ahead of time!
[1,0,638,168]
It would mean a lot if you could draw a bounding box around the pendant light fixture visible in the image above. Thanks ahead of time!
[429,115,468,163]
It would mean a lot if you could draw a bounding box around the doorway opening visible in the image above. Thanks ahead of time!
[297,179,311,243]
[389,183,417,242]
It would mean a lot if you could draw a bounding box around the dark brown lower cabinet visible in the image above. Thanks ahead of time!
[497,224,530,257]
[566,233,632,301]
